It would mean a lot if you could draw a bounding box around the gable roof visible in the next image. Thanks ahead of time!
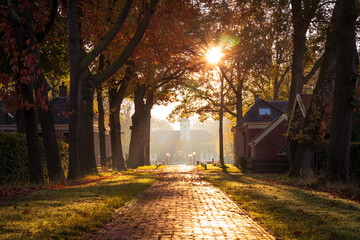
[249,114,288,145]
[49,96,71,124]
[236,99,288,127]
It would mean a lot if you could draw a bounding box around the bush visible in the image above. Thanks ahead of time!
[236,156,251,171]
[0,132,29,184]
[316,142,360,183]
[0,132,69,184]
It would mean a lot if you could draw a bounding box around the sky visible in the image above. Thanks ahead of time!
[151,103,180,130]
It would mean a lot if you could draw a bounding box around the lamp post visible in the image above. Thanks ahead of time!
[166,153,170,165]
[206,46,225,168]
[193,151,196,165]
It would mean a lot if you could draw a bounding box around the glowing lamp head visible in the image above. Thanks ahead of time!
[206,47,222,64]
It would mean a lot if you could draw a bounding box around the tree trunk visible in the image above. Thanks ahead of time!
[67,0,84,180]
[33,46,65,182]
[142,93,154,166]
[289,3,338,177]
[109,83,127,171]
[96,54,107,168]
[326,0,358,182]
[16,109,25,133]
[287,0,320,168]
[128,85,148,169]
[82,87,98,175]
[233,83,243,162]
[34,74,65,182]
[143,113,151,166]
[21,83,44,184]
[219,74,225,168]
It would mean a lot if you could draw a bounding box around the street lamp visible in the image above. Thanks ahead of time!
[205,46,225,168]
[193,151,196,165]
[166,153,170,165]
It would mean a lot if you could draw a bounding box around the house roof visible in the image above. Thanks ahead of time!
[49,96,71,124]
[249,114,288,145]
[236,99,288,127]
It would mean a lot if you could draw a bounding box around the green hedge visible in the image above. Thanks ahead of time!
[0,132,68,184]
[235,156,252,172]
[316,142,360,182]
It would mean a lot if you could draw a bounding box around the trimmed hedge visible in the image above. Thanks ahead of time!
[315,142,360,182]
[0,132,68,184]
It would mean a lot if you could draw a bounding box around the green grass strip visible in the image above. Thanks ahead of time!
[0,169,158,240]
[199,164,360,240]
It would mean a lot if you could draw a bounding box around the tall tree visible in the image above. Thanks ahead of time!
[287,0,321,166]
[289,3,338,177]
[66,0,158,179]
[108,63,133,171]
[4,0,65,182]
[326,0,358,182]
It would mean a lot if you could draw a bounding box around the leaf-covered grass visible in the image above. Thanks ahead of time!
[198,164,360,240]
[0,169,158,240]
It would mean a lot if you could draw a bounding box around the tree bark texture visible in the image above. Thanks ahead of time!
[326,0,358,182]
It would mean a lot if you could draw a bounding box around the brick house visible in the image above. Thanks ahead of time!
[150,118,217,165]
[233,95,288,172]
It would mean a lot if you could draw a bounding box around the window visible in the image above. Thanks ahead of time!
[278,149,287,156]
[259,108,271,115]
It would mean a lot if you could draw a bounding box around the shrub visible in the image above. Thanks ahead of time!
[0,132,69,184]
[0,132,29,184]
[316,142,360,183]
[236,156,252,172]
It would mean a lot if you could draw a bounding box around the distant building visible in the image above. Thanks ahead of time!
[150,118,217,165]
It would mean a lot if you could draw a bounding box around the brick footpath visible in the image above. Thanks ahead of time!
[87,166,275,240]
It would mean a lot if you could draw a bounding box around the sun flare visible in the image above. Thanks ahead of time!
[206,47,223,64]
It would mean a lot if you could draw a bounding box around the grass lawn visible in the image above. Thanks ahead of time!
[0,166,161,240]
[198,164,360,240]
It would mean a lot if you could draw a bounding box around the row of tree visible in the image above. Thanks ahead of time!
[0,0,210,182]
[0,0,358,183]
[168,0,359,182]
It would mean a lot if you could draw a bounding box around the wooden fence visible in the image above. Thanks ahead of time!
[247,158,289,173]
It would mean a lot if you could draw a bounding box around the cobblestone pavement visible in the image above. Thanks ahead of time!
[87,165,275,240]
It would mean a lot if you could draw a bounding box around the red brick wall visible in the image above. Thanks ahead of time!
[238,127,264,157]
[253,121,287,160]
